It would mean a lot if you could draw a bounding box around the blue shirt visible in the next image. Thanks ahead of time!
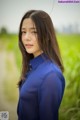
[17,53,65,120]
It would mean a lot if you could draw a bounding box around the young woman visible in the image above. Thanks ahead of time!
[17,10,65,120]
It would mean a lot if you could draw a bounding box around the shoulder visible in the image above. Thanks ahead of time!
[39,59,64,79]
[38,60,65,92]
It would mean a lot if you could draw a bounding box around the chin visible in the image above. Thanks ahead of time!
[26,51,33,54]
[26,49,34,54]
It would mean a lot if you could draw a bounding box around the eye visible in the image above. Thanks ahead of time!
[21,31,26,34]
[31,31,37,34]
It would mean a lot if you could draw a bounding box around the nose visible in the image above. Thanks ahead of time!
[24,32,31,41]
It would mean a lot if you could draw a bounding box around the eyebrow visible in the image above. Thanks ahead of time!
[21,27,36,30]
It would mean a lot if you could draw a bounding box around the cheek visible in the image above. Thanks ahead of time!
[34,40,40,49]
[21,35,24,41]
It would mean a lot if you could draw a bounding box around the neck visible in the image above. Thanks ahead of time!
[33,51,43,58]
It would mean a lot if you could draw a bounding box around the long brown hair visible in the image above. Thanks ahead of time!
[18,10,64,86]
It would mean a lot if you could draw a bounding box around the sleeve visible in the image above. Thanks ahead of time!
[38,72,63,120]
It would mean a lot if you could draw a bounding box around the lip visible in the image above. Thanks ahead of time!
[25,44,33,48]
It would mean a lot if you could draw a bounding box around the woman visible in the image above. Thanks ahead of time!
[17,10,65,120]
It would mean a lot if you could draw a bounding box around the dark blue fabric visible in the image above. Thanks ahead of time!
[17,53,65,120]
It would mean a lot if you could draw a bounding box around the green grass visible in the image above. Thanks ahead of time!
[56,34,80,120]
[0,33,80,120]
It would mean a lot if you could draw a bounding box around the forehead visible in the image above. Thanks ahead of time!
[22,18,36,29]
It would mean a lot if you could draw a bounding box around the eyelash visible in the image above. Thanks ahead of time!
[21,31,37,34]
[21,31,26,34]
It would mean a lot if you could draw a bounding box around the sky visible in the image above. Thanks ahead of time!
[0,0,80,33]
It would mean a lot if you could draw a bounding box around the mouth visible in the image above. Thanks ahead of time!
[25,44,33,48]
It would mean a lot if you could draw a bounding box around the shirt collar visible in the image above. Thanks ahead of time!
[29,53,48,70]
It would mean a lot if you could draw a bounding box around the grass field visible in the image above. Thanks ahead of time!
[0,33,80,120]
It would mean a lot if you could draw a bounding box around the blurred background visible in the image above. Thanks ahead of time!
[0,0,80,120]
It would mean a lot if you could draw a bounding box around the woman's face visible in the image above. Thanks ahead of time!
[21,18,43,57]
